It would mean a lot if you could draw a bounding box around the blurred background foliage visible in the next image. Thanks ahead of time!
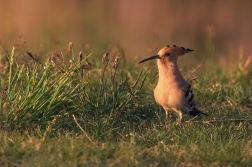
[0,0,252,67]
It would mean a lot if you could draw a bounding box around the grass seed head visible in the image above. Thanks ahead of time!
[78,51,83,65]
[102,52,109,64]
[81,56,91,70]
[27,52,41,64]
[113,56,120,68]
[27,52,36,61]
[67,41,73,53]
[10,46,15,65]
[51,53,61,62]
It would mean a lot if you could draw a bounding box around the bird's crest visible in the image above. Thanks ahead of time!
[138,45,193,64]
[158,45,193,57]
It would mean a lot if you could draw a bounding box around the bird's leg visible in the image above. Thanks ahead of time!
[164,108,169,120]
[178,112,183,124]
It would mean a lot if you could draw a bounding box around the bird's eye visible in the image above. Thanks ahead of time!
[165,52,170,56]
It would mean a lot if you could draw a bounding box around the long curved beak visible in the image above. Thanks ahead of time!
[138,55,160,64]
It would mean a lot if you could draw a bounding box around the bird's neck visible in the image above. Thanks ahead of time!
[157,60,185,82]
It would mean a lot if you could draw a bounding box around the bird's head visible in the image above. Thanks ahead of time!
[138,45,193,64]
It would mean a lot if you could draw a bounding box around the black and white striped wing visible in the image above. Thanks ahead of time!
[183,83,208,116]
[184,84,196,108]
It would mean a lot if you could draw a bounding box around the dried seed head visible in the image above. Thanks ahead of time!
[79,53,92,70]
[78,51,83,64]
[81,59,91,70]
[51,53,62,63]
[102,52,109,64]
[113,56,120,68]
[67,41,73,53]
[86,59,92,69]
[27,51,36,62]
[27,51,41,64]
[50,54,59,67]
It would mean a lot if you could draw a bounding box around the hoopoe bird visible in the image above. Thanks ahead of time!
[138,45,208,122]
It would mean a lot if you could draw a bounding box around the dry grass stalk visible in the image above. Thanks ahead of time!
[243,55,252,75]
[72,114,96,146]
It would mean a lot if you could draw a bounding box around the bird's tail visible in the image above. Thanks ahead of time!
[189,107,208,116]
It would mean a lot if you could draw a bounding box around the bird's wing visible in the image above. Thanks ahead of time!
[180,82,208,116]
[180,82,196,108]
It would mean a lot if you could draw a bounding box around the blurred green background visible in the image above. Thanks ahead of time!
[0,0,252,64]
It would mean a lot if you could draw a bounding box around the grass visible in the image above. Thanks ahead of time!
[0,43,252,167]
